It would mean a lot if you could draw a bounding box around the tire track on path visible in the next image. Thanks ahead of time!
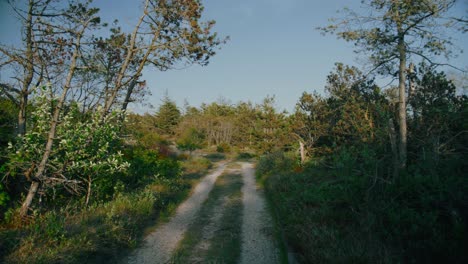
[240,162,279,264]
[126,162,227,264]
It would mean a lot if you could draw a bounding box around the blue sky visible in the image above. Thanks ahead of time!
[1,0,467,113]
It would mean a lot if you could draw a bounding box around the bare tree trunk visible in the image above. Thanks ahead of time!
[85,176,92,207]
[17,0,36,136]
[397,34,407,169]
[299,141,305,164]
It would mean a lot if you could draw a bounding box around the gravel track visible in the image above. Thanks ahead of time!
[126,162,279,264]
[126,163,227,264]
[240,162,279,264]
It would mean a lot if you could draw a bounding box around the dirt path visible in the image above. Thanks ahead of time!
[126,161,279,264]
[240,162,279,264]
[126,162,227,264]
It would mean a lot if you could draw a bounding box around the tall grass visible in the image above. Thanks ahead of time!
[258,150,468,263]
[0,159,212,264]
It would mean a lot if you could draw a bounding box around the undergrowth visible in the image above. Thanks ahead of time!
[258,150,468,263]
[0,157,212,264]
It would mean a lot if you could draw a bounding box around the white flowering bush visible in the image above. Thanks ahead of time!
[6,86,129,203]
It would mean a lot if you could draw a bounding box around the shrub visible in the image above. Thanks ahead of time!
[182,157,212,175]
[0,182,9,210]
[125,147,182,188]
[4,91,129,207]
[204,152,226,162]
[216,143,231,153]
[260,147,468,263]
[256,151,296,180]
[236,152,256,161]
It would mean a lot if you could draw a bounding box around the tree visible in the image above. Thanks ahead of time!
[200,101,236,146]
[293,92,331,155]
[14,1,102,217]
[155,95,181,136]
[0,0,225,218]
[409,64,467,163]
[0,0,48,135]
[320,0,462,169]
[101,0,226,114]
[6,91,128,207]
[252,96,291,154]
[294,63,390,157]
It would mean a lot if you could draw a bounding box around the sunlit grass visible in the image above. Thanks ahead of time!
[0,161,211,264]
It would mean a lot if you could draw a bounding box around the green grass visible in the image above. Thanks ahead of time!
[171,172,243,263]
[259,177,294,264]
[182,156,213,175]
[0,162,212,264]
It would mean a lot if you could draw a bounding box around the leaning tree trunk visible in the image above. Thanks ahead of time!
[19,181,39,217]
[19,31,82,218]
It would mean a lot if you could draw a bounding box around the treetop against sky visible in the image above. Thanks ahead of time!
[0,0,466,113]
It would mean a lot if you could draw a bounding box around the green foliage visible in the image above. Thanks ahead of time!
[319,0,459,76]
[1,189,156,264]
[125,147,181,188]
[294,63,391,156]
[4,88,129,207]
[0,98,17,150]
[260,148,468,263]
[251,96,292,154]
[155,96,181,136]
[255,151,296,182]
[236,152,256,161]
[204,152,226,162]
[182,157,212,175]
[216,142,231,153]
[0,183,9,210]
[261,66,467,262]
[409,64,467,165]
[177,127,205,153]
[0,154,212,264]
[176,98,293,154]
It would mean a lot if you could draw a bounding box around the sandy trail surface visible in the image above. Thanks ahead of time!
[126,161,279,264]
[239,162,279,264]
[126,162,227,264]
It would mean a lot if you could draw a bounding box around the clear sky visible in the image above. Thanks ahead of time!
[1,0,467,113]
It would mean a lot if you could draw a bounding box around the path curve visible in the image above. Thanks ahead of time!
[126,162,227,264]
[240,162,279,264]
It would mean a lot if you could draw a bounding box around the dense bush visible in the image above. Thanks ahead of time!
[3,91,129,209]
[236,152,256,161]
[204,152,226,162]
[259,146,468,263]
[256,151,296,181]
[125,147,181,188]
[0,154,210,263]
